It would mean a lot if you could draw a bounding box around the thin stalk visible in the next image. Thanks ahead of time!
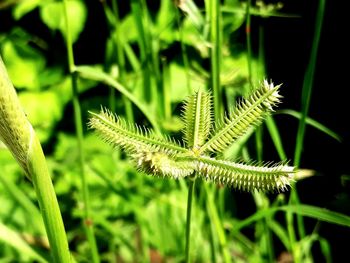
[111,0,134,122]
[162,58,171,120]
[139,0,164,120]
[246,2,274,261]
[130,0,153,103]
[265,116,287,160]
[185,178,196,263]
[290,1,326,260]
[249,8,275,261]
[245,0,253,87]
[209,0,222,122]
[197,182,218,262]
[286,210,298,262]
[62,1,100,262]
[255,127,263,161]
[176,8,192,93]
[294,0,326,167]
[204,184,231,263]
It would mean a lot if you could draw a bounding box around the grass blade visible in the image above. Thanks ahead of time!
[265,116,287,160]
[294,0,326,166]
[74,65,160,132]
[278,109,341,142]
[234,205,350,232]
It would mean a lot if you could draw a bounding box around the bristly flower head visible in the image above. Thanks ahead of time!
[89,80,295,192]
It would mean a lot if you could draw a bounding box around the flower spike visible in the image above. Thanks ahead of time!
[89,80,295,192]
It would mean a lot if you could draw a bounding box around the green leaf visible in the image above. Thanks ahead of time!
[265,116,287,160]
[75,65,159,131]
[278,109,341,142]
[280,205,350,228]
[12,0,41,20]
[267,219,290,250]
[2,40,45,90]
[235,205,350,231]
[40,0,87,43]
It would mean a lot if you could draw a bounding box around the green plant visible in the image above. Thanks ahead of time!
[89,79,295,261]
[0,56,71,262]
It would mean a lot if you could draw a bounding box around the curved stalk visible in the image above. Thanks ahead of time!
[0,56,71,262]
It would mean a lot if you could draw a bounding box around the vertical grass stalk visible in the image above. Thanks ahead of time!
[204,184,231,263]
[290,1,326,261]
[294,0,326,167]
[130,0,153,103]
[176,7,192,93]
[185,178,196,263]
[62,1,100,262]
[111,0,134,122]
[245,0,253,87]
[209,0,222,122]
[0,56,71,262]
[245,1,274,261]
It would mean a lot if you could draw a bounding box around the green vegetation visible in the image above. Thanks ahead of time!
[0,0,348,262]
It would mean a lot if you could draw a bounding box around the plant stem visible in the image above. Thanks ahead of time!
[247,7,275,261]
[294,0,326,167]
[131,0,152,103]
[29,137,72,262]
[290,1,326,261]
[245,0,253,87]
[176,8,191,93]
[185,178,196,263]
[62,1,100,262]
[209,0,222,122]
[204,184,231,263]
[0,56,71,262]
[111,0,134,122]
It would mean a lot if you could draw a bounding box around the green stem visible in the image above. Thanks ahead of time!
[162,58,171,120]
[290,1,325,261]
[294,0,326,167]
[29,137,72,262]
[245,0,253,87]
[185,178,196,263]
[111,0,134,122]
[209,0,222,122]
[1,55,71,262]
[176,8,191,93]
[62,1,100,262]
[204,184,231,263]
[131,0,152,103]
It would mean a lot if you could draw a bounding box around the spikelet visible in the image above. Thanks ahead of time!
[200,80,282,154]
[181,90,213,148]
[196,156,294,192]
[0,56,34,177]
[88,108,187,155]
